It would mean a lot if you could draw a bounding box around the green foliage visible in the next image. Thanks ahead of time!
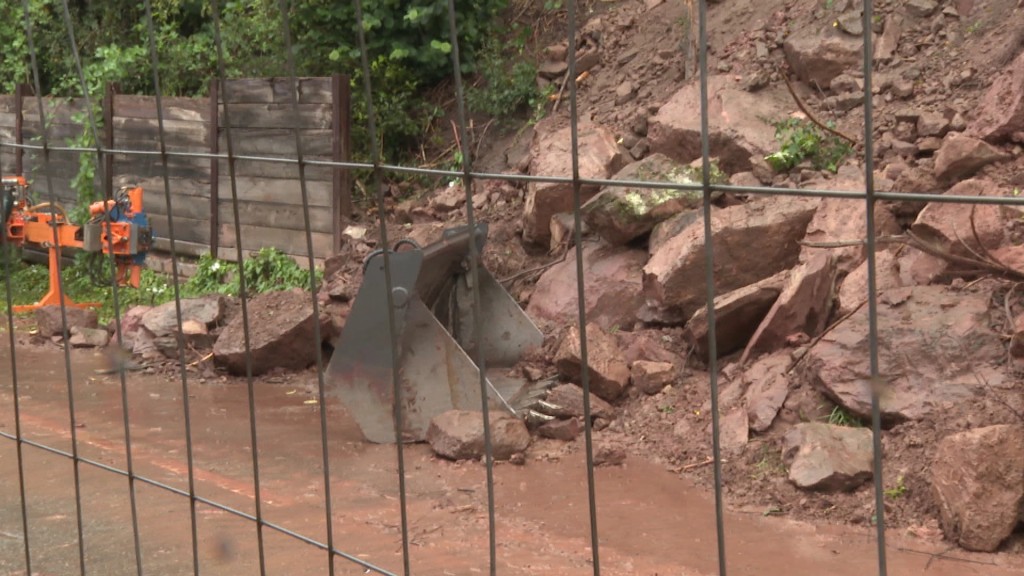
[467,31,550,121]
[2,247,320,323]
[765,118,853,174]
[884,475,908,499]
[825,405,863,428]
[182,247,321,298]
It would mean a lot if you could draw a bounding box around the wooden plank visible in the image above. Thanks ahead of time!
[219,103,332,130]
[121,176,211,199]
[0,95,15,114]
[216,201,333,234]
[0,112,16,128]
[222,77,333,105]
[217,224,333,259]
[113,159,212,183]
[228,158,333,181]
[112,117,208,145]
[216,176,332,207]
[218,128,333,156]
[146,213,210,245]
[113,95,207,122]
[137,191,210,219]
[150,237,211,258]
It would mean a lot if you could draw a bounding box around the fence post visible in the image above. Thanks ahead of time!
[331,73,352,254]
[102,82,115,200]
[209,78,220,256]
[14,83,26,175]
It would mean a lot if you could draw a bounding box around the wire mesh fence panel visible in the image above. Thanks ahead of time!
[3,0,1024,575]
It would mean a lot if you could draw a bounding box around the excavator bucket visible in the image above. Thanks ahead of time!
[326,224,545,443]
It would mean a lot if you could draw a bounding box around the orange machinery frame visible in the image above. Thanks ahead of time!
[3,176,147,313]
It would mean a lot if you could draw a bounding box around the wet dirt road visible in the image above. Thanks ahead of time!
[1,342,1022,576]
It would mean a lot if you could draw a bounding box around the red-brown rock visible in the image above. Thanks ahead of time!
[526,241,646,332]
[742,352,791,433]
[932,425,1024,552]
[554,323,630,401]
[968,51,1024,143]
[684,271,788,361]
[426,410,531,461]
[522,120,622,245]
[643,197,817,322]
[783,26,863,90]
[933,135,1009,182]
[630,360,676,395]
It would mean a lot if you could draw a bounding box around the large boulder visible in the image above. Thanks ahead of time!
[522,120,622,245]
[741,252,837,362]
[643,196,818,321]
[554,323,630,401]
[213,288,336,376]
[142,296,225,337]
[968,51,1024,143]
[835,250,905,316]
[526,241,646,332]
[581,153,725,245]
[799,285,1005,423]
[931,425,1024,552]
[783,423,873,492]
[426,410,531,461]
[799,172,902,275]
[684,270,788,361]
[902,179,1007,283]
[647,76,787,173]
[742,352,791,433]
[783,26,864,90]
[543,384,616,422]
[933,135,1009,183]
[35,306,98,338]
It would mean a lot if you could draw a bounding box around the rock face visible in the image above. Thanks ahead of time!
[742,352,791,433]
[111,305,151,349]
[543,384,616,421]
[836,250,904,315]
[522,121,622,245]
[799,286,1005,423]
[581,153,725,245]
[968,51,1024,143]
[35,306,98,337]
[630,360,676,395]
[783,27,863,90]
[554,323,630,401]
[426,410,531,461]
[933,135,1009,182]
[142,296,225,337]
[905,179,1006,282]
[213,289,336,376]
[742,252,837,361]
[647,76,787,173]
[644,197,817,321]
[684,271,787,361]
[526,242,646,332]
[931,425,1024,552]
[68,326,111,348]
[799,171,901,274]
[782,423,873,492]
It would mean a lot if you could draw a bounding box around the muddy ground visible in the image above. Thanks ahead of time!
[2,341,1024,576]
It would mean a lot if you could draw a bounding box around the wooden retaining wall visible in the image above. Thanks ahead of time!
[0,77,352,262]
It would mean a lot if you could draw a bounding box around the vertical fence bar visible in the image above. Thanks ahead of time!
[278,4,337,575]
[331,73,352,253]
[566,0,603,572]
[14,83,25,175]
[860,0,888,574]
[209,78,221,255]
[22,1,88,573]
[0,129,34,576]
[351,0,413,572]
[209,3,269,573]
[102,82,114,200]
[443,2,500,573]
[697,1,728,574]
[140,2,202,574]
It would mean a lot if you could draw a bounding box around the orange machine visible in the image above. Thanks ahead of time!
[2,176,153,312]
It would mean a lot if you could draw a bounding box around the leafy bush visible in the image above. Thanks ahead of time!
[182,247,321,298]
[467,32,550,121]
[765,118,853,174]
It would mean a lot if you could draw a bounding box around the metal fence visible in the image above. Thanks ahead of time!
[2,0,1021,575]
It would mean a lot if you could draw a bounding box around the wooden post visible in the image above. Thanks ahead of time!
[102,83,115,200]
[14,83,26,175]
[209,78,220,255]
[331,73,352,254]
